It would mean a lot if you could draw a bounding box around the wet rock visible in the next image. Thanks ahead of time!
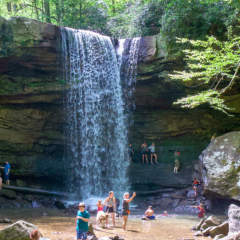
[209,221,229,238]
[54,200,66,209]
[0,189,17,199]
[0,220,39,240]
[186,190,196,199]
[32,200,41,208]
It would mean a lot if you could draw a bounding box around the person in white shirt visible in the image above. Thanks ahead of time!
[148,142,158,164]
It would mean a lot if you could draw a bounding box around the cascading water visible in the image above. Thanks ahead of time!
[61,27,140,198]
[118,38,141,112]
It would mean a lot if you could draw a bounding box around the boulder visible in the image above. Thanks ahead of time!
[201,216,221,230]
[0,220,39,240]
[200,132,240,201]
[214,234,227,240]
[194,231,203,236]
[209,221,229,238]
[195,218,205,230]
[220,232,240,240]
[228,204,240,233]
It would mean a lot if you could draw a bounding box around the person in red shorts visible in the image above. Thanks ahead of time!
[192,177,200,197]
[192,203,205,218]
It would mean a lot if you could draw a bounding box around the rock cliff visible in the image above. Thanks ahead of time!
[0,16,239,193]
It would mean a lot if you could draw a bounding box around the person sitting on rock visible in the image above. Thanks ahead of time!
[148,142,158,164]
[173,151,180,173]
[141,142,148,164]
[143,206,156,220]
[192,177,200,197]
[192,203,205,218]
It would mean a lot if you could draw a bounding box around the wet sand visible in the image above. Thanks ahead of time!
[0,208,206,240]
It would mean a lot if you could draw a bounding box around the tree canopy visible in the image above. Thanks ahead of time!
[1,0,239,114]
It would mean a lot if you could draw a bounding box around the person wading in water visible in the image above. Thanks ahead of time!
[104,191,116,227]
[122,192,136,230]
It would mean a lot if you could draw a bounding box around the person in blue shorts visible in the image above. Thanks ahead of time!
[4,161,11,185]
[144,206,156,220]
[76,202,90,240]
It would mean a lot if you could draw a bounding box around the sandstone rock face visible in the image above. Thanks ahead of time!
[0,16,240,193]
[0,220,38,240]
[200,132,240,201]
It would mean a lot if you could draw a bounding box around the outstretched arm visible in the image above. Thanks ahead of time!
[126,192,136,203]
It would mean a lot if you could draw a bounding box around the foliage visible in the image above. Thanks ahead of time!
[172,33,240,113]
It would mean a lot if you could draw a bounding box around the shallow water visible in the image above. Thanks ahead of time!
[0,208,207,240]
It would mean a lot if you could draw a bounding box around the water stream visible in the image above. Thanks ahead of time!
[61,28,140,198]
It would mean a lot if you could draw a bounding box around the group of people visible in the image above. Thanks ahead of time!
[76,191,136,240]
[129,143,181,173]
[0,161,11,189]
[128,142,158,164]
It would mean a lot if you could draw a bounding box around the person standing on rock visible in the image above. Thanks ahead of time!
[76,202,90,240]
[148,142,158,164]
[141,142,148,164]
[104,191,116,227]
[192,203,205,218]
[192,177,200,197]
[4,161,11,185]
[173,151,180,173]
[0,172,2,190]
[122,192,136,230]
[128,144,134,162]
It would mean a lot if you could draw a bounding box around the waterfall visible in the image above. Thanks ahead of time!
[118,38,140,112]
[61,27,140,198]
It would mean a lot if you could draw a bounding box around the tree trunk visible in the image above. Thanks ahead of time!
[55,0,61,25]
[33,0,39,20]
[7,2,12,12]
[44,0,51,23]
[112,0,116,13]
